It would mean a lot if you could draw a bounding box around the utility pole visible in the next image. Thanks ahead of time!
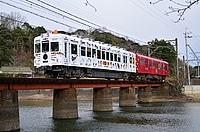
[183,56,186,80]
[175,38,179,80]
[184,28,192,85]
[147,41,152,56]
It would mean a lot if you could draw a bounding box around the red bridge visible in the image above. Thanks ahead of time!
[0,77,168,132]
[0,77,161,90]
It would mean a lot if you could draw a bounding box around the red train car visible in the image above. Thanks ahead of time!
[136,54,169,80]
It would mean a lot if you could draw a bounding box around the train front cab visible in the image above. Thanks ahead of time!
[161,61,169,76]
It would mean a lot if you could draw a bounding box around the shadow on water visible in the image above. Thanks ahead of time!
[93,102,189,126]
[18,100,200,132]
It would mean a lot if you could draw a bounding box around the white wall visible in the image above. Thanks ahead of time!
[184,85,200,94]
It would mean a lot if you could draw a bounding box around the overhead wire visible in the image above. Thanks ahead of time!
[47,0,151,40]
[1,0,199,49]
[143,0,200,61]
[0,1,77,30]
[129,0,186,34]
[37,0,100,28]
[19,0,94,28]
[145,0,186,30]
[8,0,147,44]
[35,0,147,43]
[16,0,78,26]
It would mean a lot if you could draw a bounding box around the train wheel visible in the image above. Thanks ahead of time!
[123,73,129,81]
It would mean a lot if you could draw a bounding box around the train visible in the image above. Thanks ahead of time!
[34,30,169,81]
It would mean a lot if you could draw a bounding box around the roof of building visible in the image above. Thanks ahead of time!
[0,66,32,74]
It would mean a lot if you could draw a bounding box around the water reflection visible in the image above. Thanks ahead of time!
[19,101,200,132]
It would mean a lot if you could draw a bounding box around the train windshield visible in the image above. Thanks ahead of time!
[42,41,49,52]
[35,41,40,53]
[51,42,59,51]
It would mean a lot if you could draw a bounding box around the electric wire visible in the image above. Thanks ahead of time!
[1,0,199,50]
[47,0,151,40]
[35,0,147,43]
[129,0,178,32]
[0,1,77,30]
[14,0,147,43]
[19,0,94,28]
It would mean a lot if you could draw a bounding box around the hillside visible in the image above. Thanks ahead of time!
[73,29,144,54]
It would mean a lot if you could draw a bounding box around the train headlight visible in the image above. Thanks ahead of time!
[43,54,48,60]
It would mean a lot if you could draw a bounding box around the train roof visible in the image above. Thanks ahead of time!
[36,30,137,55]
[137,53,168,64]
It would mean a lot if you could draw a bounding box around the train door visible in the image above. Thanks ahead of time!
[34,38,41,68]
[92,47,97,67]
[148,59,152,74]
[163,62,169,76]
[64,41,69,64]
[70,42,78,65]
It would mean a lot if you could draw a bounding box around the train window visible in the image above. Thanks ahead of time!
[87,48,91,57]
[158,63,161,68]
[42,41,49,52]
[110,53,113,61]
[161,63,163,69]
[114,54,117,61]
[81,46,86,56]
[130,57,133,64]
[92,49,96,58]
[71,44,77,54]
[106,52,109,61]
[164,65,168,70]
[97,50,101,59]
[149,61,152,67]
[65,42,67,57]
[51,42,59,51]
[153,61,155,68]
[102,51,105,60]
[123,56,125,63]
[144,59,148,66]
[140,60,144,66]
[123,56,127,63]
[35,43,40,53]
[155,63,158,68]
[117,54,121,62]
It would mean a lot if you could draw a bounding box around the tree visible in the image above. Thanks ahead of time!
[0,12,27,29]
[0,12,46,68]
[10,23,46,68]
[150,0,199,22]
[0,25,12,66]
[149,39,176,75]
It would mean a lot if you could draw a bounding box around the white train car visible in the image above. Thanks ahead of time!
[34,30,136,79]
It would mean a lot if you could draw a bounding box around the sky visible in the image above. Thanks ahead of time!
[0,0,200,66]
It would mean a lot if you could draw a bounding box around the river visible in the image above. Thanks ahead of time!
[19,100,200,132]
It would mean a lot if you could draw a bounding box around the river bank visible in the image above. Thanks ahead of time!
[18,89,200,103]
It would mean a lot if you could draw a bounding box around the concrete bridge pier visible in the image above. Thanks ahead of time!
[0,90,20,132]
[119,87,136,107]
[138,86,152,103]
[53,88,78,119]
[93,88,113,111]
[152,82,170,101]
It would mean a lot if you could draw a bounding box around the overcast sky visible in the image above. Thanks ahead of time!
[0,0,200,65]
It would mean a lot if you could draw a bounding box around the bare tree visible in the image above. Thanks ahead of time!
[150,0,199,22]
[84,0,97,12]
[0,12,27,29]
